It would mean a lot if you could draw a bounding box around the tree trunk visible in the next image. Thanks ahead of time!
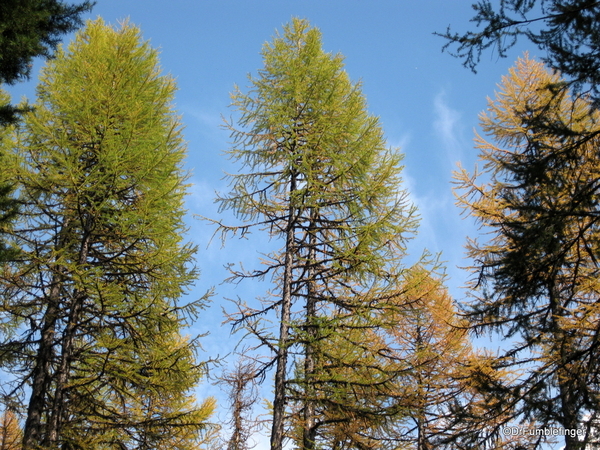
[303,210,317,450]
[46,230,91,445]
[271,172,297,450]
[549,282,583,450]
[23,298,58,449]
[23,217,73,449]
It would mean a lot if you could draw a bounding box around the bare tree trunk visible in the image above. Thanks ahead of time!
[303,211,317,450]
[271,172,297,450]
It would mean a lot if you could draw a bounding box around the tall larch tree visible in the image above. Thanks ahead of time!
[215,18,424,450]
[455,54,600,450]
[0,19,215,449]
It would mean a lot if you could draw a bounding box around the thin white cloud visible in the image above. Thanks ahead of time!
[180,104,229,148]
[387,133,412,155]
[400,169,450,258]
[433,91,465,163]
[187,177,219,211]
[184,105,223,130]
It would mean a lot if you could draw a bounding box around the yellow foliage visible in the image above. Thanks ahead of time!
[0,410,22,450]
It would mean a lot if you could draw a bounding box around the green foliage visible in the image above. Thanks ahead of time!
[216,17,426,450]
[0,90,20,264]
[0,0,93,260]
[0,18,214,449]
[455,55,600,449]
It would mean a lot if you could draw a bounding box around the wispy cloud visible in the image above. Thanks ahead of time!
[433,91,466,163]
[183,106,223,131]
[388,133,412,154]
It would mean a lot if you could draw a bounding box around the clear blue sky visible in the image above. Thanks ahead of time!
[6,1,539,447]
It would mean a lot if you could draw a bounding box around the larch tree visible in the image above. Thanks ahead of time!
[0,18,215,449]
[214,18,424,450]
[287,307,405,450]
[455,54,600,449]
[306,270,519,450]
[0,89,20,264]
[0,410,22,450]
[385,270,472,450]
[389,272,537,449]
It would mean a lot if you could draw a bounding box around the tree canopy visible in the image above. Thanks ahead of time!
[0,18,214,449]
[215,17,434,450]
[455,54,600,449]
[438,0,600,103]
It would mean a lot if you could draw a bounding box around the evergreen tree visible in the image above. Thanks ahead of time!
[0,19,214,449]
[438,0,600,104]
[0,0,94,125]
[455,54,600,450]
[215,18,422,450]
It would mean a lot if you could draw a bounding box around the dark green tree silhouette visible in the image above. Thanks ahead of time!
[0,0,94,125]
[438,0,600,105]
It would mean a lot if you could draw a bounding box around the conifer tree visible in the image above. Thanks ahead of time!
[455,55,600,450]
[215,18,422,450]
[438,0,600,104]
[298,271,513,450]
[0,90,19,264]
[384,271,538,449]
[0,19,214,449]
[220,360,260,450]
[0,0,94,125]
[0,410,22,450]
[387,271,471,450]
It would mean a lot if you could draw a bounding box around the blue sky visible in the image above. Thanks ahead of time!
[6,1,541,447]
